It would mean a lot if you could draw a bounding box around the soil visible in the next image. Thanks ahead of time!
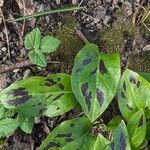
[0,0,150,149]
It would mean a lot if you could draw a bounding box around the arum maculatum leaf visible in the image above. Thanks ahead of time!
[0,74,77,117]
[71,43,120,122]
[118,69,150,120]
[127,110,146,148]
[110,121,131,150]
[38,117,92,150]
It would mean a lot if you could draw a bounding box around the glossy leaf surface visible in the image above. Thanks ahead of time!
[71,43,120,122]
[118,69,150,120]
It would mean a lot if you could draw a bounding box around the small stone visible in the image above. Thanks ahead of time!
[1,47,7,52]
[13,69,19,73]
[142,45,150,52]
[94,18,100,23]
[23,69,32,79]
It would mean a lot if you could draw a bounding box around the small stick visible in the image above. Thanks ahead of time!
[1,10,11,59]
[0,59,61,74]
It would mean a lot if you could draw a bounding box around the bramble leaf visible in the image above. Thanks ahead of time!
[110,121,131,150]
[0,118,19,138]
[127,110,146,148]
[18,114,34,134]
[71,43,120,122]
[0,74,77,117]
[28,50,47,67]
[41,36,61,53]
[38,117,92,150]
[118,69,150,120]
[24,28,41,50]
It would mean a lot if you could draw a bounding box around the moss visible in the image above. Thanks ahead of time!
[127,51,150,72]
[52,15,84,63]
[99,10,135,53]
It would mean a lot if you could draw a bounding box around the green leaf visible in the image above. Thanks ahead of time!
[110,121,131,150]
[118,69,150,120]
[0,104,6,119]
[71,43,120,122]
[60,133,97,150]
[139,72,150,83]
[28,50,47,67]
[106,115,123,132]
[0,74,77,117]
[38,117,92,150]
[41,36,61,53]
[17,114,34,134]
[0,118,19,138]
[94,134,110,150]
[24,28,41,50]
[127,110,146,148]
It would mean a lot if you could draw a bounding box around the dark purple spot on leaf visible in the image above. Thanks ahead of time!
[99,60,108,75]
[56,107,60,110]
[120,133,126,150]
[7,95,32,106]
[56,133,72,138]
[70,123,75,127]
[96,88,104,107]
[81,83,91,111]
[121,92,126,99]
[65,138,74,142]
[123,82,126,92]
[127,104,133,111]
[90,68,97,75]
[110,142,115,150]
[58,84,64,90]
[43,142,60,150]
[46,94,53,99]
[45,78,57,87]
[82,58,92,65]
[9,88,28,97]
[57,78,61,81]
[130,75,136,84]
[76,68,82,73]
[52,93,64,101]
[39,108,47,114]
[138,115,143,127]
[137,81,140,88]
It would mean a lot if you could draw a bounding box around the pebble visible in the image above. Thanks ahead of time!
[13,69,19,73]
[142,45,150,52]
[1,47,7,52]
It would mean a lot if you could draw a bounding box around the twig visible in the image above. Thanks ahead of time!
[21,0,26,37]
[0,59,61,74]
[1,10,10,59]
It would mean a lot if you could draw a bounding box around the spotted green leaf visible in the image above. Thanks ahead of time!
[38,117,92,150]
[0,118,19,138]
[28,50,47,67]
[139,72,150,83]
[110,121,131,150]
[127,110,146,148]
[17,114,34,134]
[71,44,120,122]
[0,74,77,117]
[118,69,150,120]
[41,36,61,53]
[24,27,41,50]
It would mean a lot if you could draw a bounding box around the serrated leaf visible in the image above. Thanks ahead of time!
[71,43,120,122]
[28,50,47,67]
[0,74,77,117]
[110,121,131,150]
[118,69,150,120]
[127,110,146,148]
[0,118,19,138]
[38,117,92,150]
[106,115,123,132]
[41,36,61,53]
[0,104,5,119]
[24,28,41,50]
[18,114,34,134]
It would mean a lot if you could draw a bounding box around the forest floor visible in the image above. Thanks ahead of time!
[0,0,150,149]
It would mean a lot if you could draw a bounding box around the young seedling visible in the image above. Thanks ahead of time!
[24,27,61,67]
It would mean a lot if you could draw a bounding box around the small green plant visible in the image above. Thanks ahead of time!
[0,44,150,149]
[24,27,61,67]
